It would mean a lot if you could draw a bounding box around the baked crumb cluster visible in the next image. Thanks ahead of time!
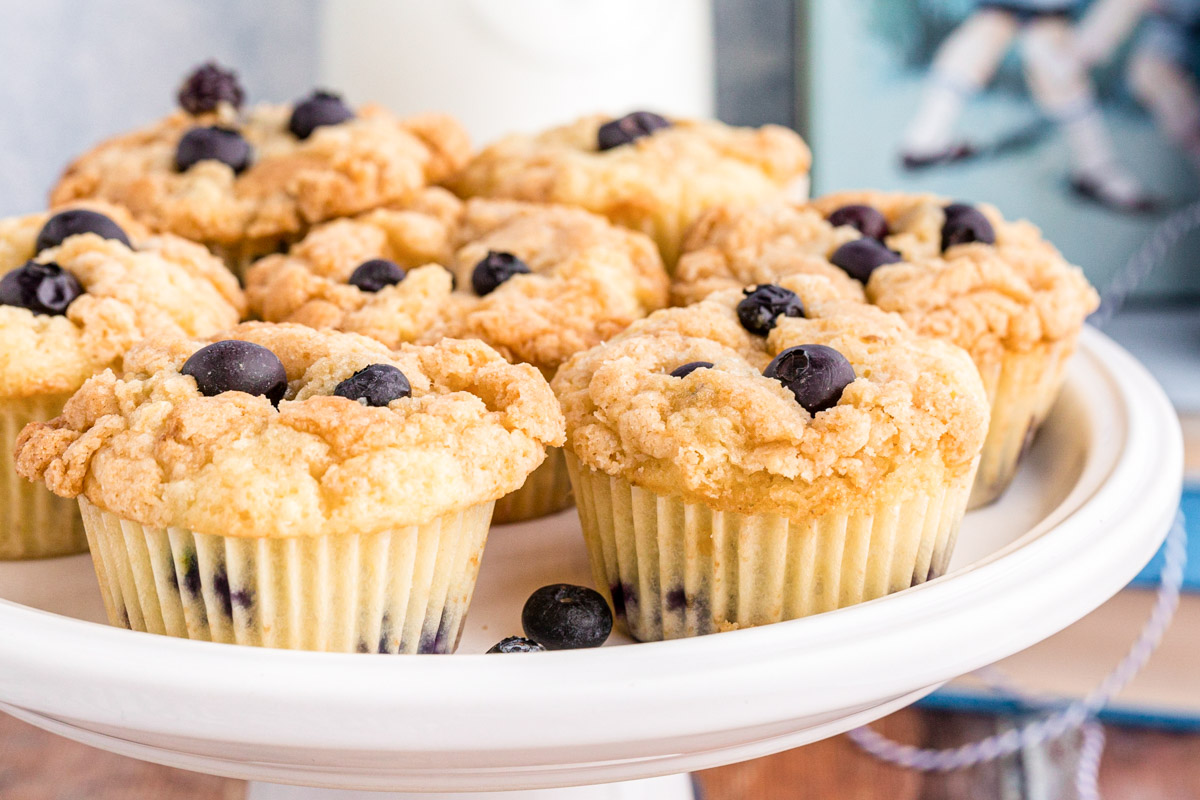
[245,190,670,373]
[15,323,565,538]
[553,275,988,517]
[447,114,812,265]
[50,99,470,259]
[0,202,244,398]
[677,190,1099,365]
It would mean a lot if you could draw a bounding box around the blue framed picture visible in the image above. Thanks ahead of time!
[801,0,1200,299]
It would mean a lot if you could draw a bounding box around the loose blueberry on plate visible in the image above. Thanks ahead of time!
[177,62,245,114]
[597,111,671,151]
[521,584,613,650]
[487,636,546,654]
[288,90,355,140]
[827,204,889,241]
[471,251,531,296]
[941,203,996,251]
[0,261,84,316]
[175,126,252,174]
[333,364,411,407]
[348,259,406,292]
[764,344,856,414]
[35,209,131,253]
[829,238,903,283]
[736,284,805,336]
[670,361,714,378]
[181,340,288,405]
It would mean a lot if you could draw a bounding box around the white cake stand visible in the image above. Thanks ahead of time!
[0,328,1183,800]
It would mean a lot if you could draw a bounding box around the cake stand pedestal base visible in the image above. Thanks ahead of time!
[246,774,696,800]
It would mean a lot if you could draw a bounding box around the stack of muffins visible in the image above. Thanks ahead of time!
[8,61,1098,652]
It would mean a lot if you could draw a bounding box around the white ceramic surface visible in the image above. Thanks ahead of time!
[318,0,715,146]
[0,328,1182,793]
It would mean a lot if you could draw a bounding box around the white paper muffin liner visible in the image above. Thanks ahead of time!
[970,336,1077,508]
[492,447,574,524]
[566,453,974,642]
[0,392,87,560]
[79,497,494,653]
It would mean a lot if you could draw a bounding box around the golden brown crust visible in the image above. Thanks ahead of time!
[445,114,811,266]
[674,203,867,305]
[551,274,988,518]
[674,191,1099,365]
[0,202,245,399]
[50,103,472,252]
[245,193,670,373]
[15,323,565,537]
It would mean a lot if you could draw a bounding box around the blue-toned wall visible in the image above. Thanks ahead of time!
[807,1,1200,299]
[0,0,319,215]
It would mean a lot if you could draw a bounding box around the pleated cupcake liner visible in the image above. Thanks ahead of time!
[79,497,494,653]
[566,453,974,642]
[969,336,1077,509]
[491,447,574,525]
[0,392,87,560]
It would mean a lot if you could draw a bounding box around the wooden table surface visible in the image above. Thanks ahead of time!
[3,706,1199,799]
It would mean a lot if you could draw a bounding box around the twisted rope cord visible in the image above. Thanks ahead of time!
[849,511,1186,776]
[852,201,1200,796]
[1090,201,1200,327]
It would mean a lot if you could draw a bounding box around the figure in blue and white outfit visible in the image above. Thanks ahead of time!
[1075,0,1200,180]
[901,0,1157,212]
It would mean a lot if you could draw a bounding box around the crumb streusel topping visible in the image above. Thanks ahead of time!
[446,114,811,265]
[245,191,670,373]
[676,191,1099,364]
[16,323,565,537]
[0,202,244,398]
[50,103,471,250]
[552,274,988,517]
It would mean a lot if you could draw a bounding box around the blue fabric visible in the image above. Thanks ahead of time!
[1128,487,1200,591]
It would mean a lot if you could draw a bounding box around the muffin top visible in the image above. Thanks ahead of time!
[552,274,988,517]
[445,112,811,264]
[676,191,1099,361]
[49,65,471,248]
[245,189,670,374]
[15,323,565,538]
[0,201,244,399]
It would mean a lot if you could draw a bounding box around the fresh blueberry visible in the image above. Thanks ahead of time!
[288,90,354,140]
[35,209,131,253]
[736,284,805,336]
[181,340,288,405]
[521,584,613,650]
[829,238,903,283]
[177,61,245,114]
[487,636,546,654]
[471,251,531,296]
[348,259,405,292]
[827,204,889,241]
[0,262,84,316]
[764,344,856,414]
[941,203,996,250]
[670,361,714,378]
[175,126,252,174]
[597,111,671,151]
[333,364,411,407]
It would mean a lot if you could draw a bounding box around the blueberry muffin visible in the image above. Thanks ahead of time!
[0,202,244,559]
[50,63,472,275]
[552,274,988,641]
[676,191,1099,507]
[245,190,669,522]
[15,323,564,652]
[445,111,811,268]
